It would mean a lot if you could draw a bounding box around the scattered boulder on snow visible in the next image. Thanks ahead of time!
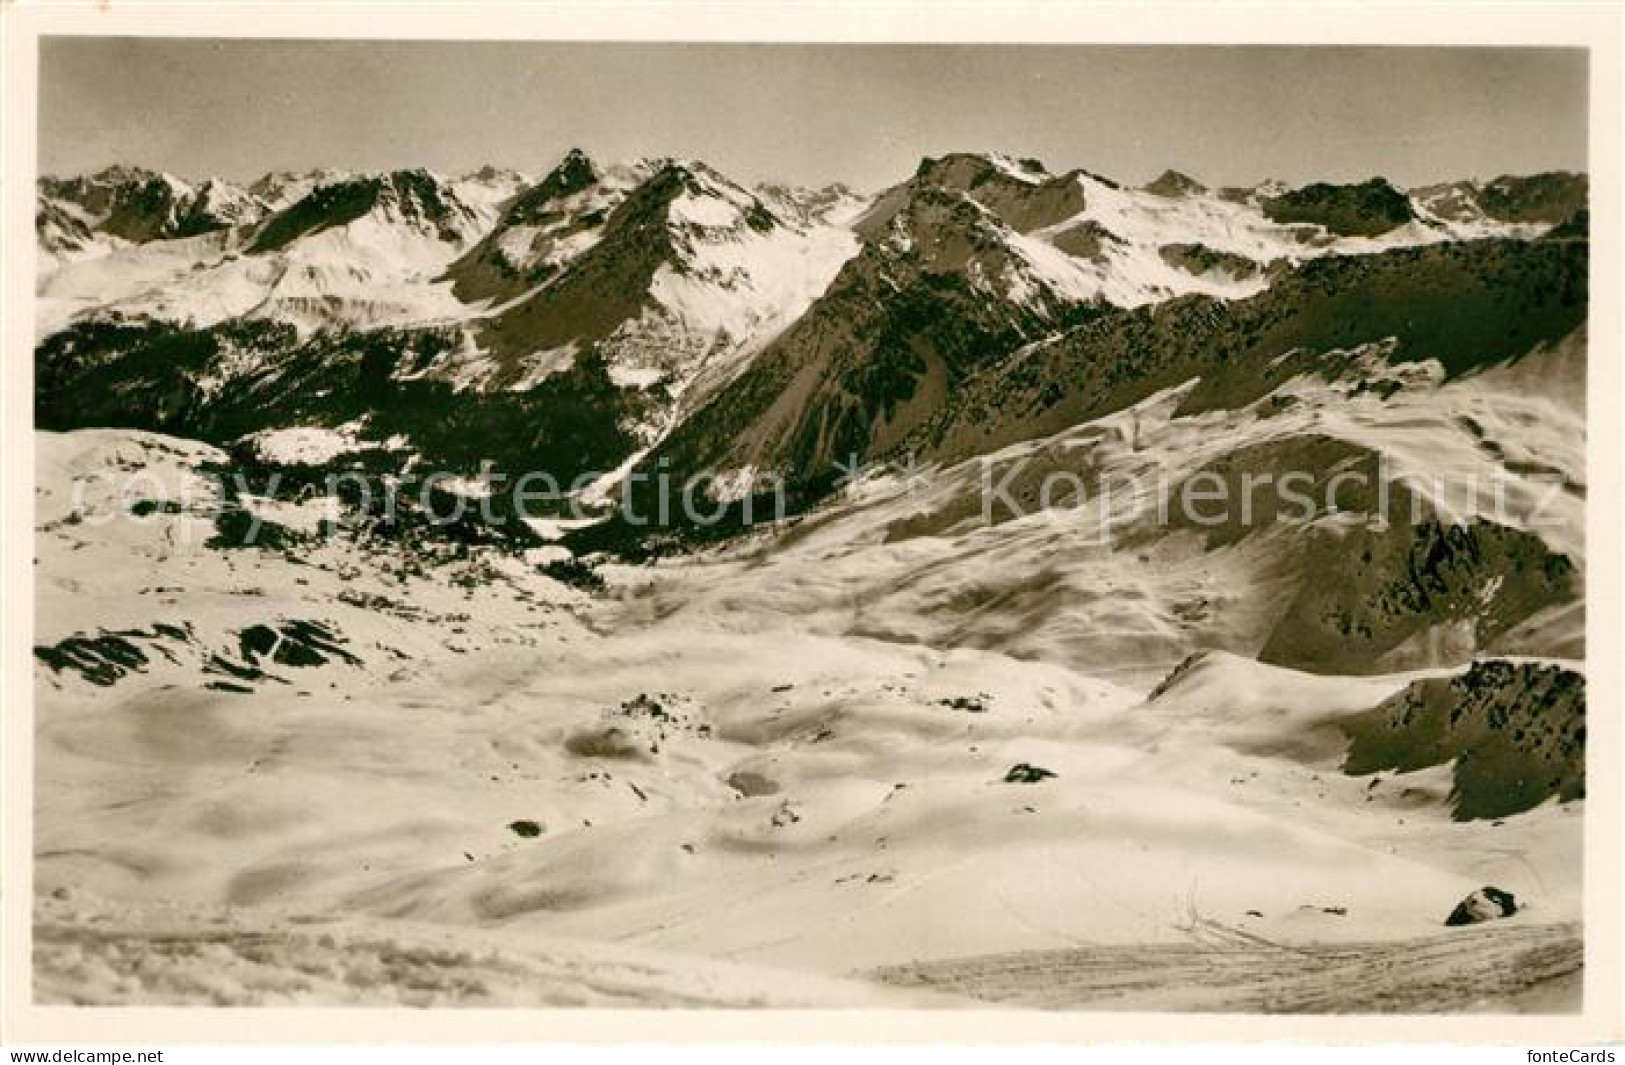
[564,725,651,761]
[1445,886,1518,926]
[1003,763,1057,784]
[726,770,781,797]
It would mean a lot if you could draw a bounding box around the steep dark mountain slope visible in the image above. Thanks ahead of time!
[34,154,1588,556]
[627,234,1583,526]
[1143,169,1208,198]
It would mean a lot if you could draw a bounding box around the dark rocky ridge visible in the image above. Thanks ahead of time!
[856,153,1088,239]
[1158,242,1266,279]
[34,319,657,512]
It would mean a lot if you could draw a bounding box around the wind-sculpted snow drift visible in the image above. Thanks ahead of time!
[33,153,1588,1009]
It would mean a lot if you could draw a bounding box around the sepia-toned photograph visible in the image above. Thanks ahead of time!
[4,2,1622,1047]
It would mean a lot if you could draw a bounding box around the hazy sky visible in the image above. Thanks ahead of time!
[39,39,1587,190]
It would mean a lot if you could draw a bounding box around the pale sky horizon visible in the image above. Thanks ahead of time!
[39,39,1588,192]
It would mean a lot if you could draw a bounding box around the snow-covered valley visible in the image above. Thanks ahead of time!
[29,152,1591,1010]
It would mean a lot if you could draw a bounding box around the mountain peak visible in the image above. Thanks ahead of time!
[503,150,602,226]
[249,169,475,253]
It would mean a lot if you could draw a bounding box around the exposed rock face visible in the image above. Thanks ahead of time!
[34,319,657,499]
[755,181,863,226]
[506,148,598,225]
[1342,660,1585,820]
[1262,178,1416,237]
[472,161,696,368]
[1411,180,1486,223]
[452,156,858,402]
[1050,219,1122,261]
[237,619,361,669]
[1413,172,1587,227]
[1445,886,1518,926]
[36,198,100,256]
[1542,208,1589,243]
